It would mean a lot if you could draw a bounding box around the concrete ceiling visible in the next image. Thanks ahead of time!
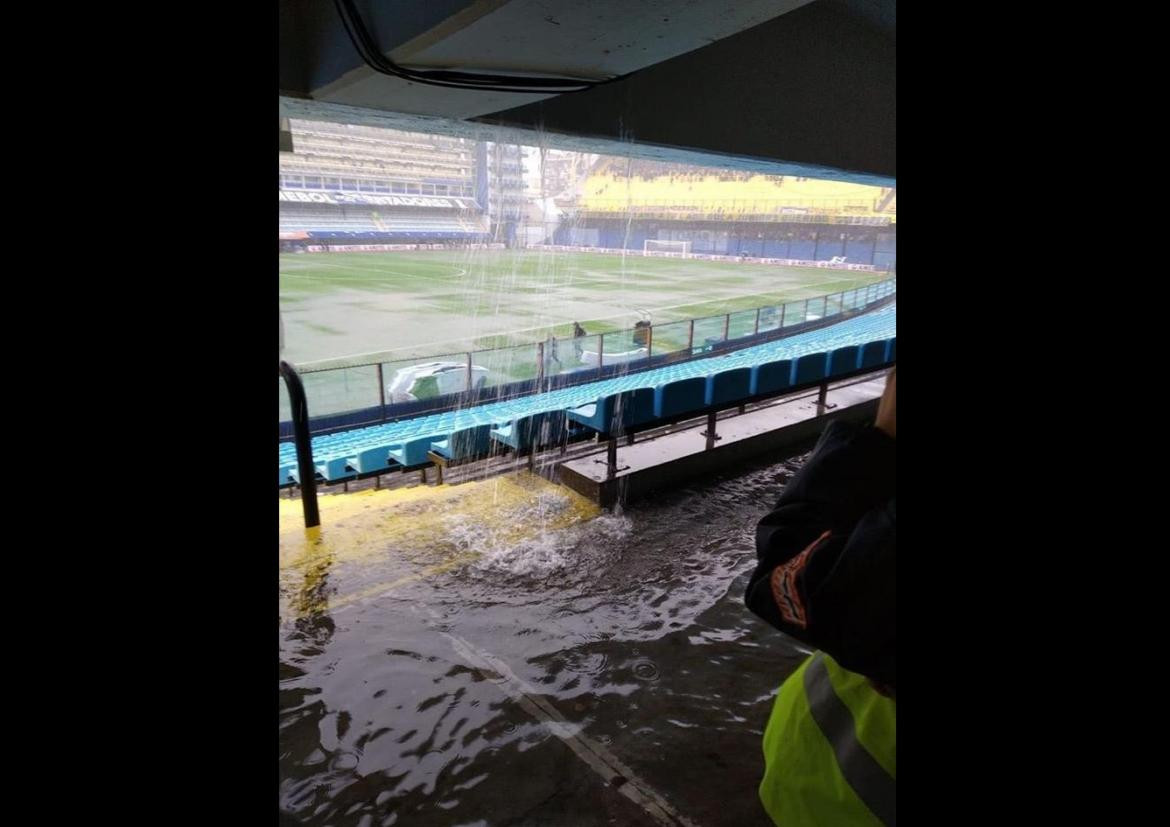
[283,0,817,119]
[279,0,895,183]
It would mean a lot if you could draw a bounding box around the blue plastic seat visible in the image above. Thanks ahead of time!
[346,444,397,475]
[566,394,617,432]
[566,388,655,435]
[389,434,442,467]
[491,410,575,453]
[791,352,828,386]
[751,359,793,396]
[489,421,523,451]
[314,456,355,483]
[827,345,860,377]
[430,425,493,461]
[705,367,752,406]
[654,377,707,418]
[858,340,888,370]
[615,387,657,431]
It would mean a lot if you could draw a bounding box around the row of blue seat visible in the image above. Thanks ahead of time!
[279,303,896,485]
[560,337,895,438]
[277,300,894,459]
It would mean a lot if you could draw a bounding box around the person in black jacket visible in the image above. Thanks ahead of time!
[745,368,896,826]
[746,368,895,688]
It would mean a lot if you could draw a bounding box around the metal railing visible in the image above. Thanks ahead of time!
[570,209,893,225]
[280,360,320,527]
[279,277,896,432]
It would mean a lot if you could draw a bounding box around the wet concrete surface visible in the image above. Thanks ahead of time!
[280,454,813,826]
[559,375,885,507]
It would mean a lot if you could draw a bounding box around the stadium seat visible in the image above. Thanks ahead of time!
[430,425,493,462]
[791,352,829,386]
[565,394,617,433]
[389,435,443,467]
[491,410,576,453]
[858,340,888,370]
[654,377,707,419]
[750,359,793,396]
[566,388,655,435]
[705,367,752,407]
[827,345,860,377]
[489,420,524,452]
[346,444,397,475]
[314,456,356,483]
[615,388,657,431]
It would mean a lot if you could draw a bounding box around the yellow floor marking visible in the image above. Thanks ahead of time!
[279,471,600,616]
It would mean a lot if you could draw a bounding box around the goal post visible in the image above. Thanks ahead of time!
[643,239,692,258]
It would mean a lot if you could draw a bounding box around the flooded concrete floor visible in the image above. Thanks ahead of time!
[280,456,812,826]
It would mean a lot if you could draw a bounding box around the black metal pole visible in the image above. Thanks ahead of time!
[280,360,320,528]
[376,363,386,421]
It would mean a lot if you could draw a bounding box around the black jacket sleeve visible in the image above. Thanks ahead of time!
[745,419,896,688]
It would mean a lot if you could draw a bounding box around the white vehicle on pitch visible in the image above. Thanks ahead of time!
[575,347,649,367]
[387,362,489,402]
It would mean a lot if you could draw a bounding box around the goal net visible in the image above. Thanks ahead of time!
[643,239,692,258]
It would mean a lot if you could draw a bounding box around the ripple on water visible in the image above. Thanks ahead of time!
[280,453,824,824]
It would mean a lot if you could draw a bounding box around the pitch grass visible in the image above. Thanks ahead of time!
[280,249,885,368]
[279,249,888,419]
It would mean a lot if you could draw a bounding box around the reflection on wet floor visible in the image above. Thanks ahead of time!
[280,461,811,826]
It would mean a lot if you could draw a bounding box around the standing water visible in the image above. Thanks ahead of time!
[279,457,812,826]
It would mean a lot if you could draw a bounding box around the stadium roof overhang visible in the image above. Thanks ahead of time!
[280,0,895,185]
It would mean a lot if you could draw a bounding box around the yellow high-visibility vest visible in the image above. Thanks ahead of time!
[760,652,896,826]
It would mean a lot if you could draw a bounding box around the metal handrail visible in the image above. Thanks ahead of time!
[280,360,321,528]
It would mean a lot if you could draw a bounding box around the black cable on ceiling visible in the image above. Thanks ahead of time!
[333,0,626,94]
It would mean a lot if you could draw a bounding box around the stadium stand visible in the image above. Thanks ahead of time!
[550,159,895,266]
[279,120,521,243]
[282,120,474,189]
[579,160,890,218]
[279,203,487,237]
[279,301,896,485]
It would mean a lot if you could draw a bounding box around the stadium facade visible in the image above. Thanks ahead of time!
[279,126,895,270]
[278,120,527,249]
[554,160,896,269]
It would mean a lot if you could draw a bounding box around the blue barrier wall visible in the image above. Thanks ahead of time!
[845,240,876,263]
[788,240,817,259]
[561,222,894,266]
[815,236,846,260]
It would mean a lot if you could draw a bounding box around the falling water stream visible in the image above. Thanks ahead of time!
[279,456,812,827]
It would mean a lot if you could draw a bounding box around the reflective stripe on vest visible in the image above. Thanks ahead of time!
[804,654,896,825]
[759,653,896,827]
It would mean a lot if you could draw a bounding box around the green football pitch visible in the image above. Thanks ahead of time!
[280,249,886,368]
